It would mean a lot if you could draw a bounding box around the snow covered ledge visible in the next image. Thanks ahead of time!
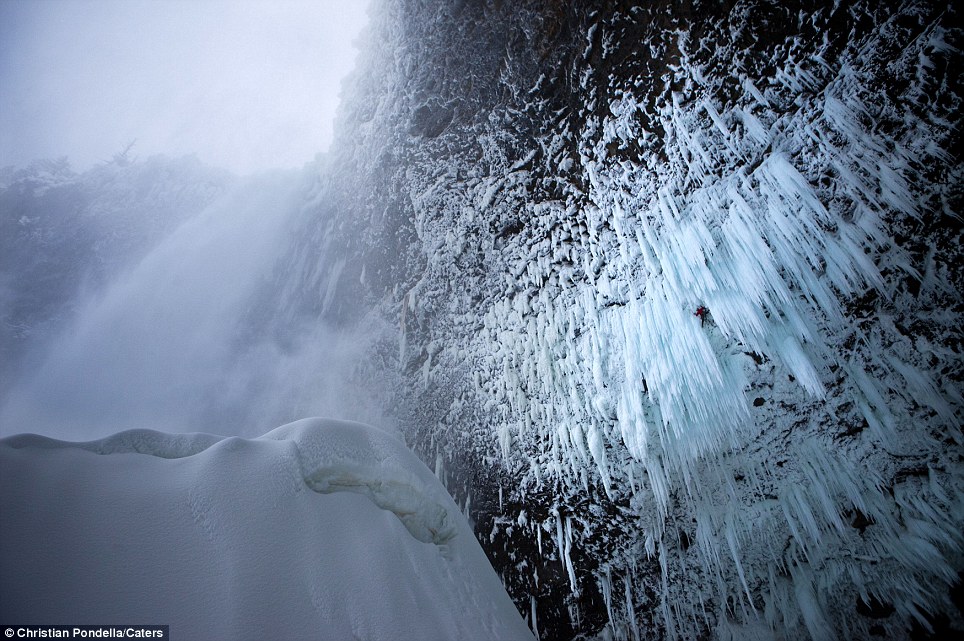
[0,418,534,641]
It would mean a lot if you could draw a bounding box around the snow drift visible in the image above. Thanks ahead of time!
[0,418,534,641]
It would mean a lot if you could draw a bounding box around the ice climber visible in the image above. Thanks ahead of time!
[694,306,708,326]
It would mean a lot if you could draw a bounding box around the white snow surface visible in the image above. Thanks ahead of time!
[0,417,534,641]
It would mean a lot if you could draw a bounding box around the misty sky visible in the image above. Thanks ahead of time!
[0,0,370,175]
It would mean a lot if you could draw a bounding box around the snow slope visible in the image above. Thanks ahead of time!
[0,418,534,641]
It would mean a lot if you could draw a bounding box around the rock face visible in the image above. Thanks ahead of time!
[279,1,963,638]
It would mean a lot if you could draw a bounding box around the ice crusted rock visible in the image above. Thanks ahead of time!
[284,1,964,639]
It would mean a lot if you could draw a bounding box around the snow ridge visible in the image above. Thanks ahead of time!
[1,418,535,640]
[2,418,460,547]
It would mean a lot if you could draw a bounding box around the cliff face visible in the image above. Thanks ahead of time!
[282,1,963,638]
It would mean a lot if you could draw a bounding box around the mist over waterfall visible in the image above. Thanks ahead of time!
[0,163,387,441]
[2,1,963,640]
[5,171,281,437]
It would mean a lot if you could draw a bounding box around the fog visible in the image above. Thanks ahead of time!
[0,1,381,441]
[0,0,370,175]
[0,165,391,441]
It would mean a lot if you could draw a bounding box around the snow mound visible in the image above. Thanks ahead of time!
[0,418,533,641]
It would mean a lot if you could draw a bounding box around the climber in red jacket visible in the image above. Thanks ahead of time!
[695,306,708,326]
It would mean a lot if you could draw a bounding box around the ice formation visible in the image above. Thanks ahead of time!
[298,1,963,638]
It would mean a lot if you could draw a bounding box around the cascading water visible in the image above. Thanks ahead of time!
[0,168,382,441]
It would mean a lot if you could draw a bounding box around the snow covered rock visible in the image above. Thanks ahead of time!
[0,418,534,641]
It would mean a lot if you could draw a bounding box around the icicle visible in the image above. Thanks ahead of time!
[562,516,578,594]
[790,565,833,641]
[600,566,616,637]
[724,512,756,613]
[530,595,540,640]
[624,573,640,641]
